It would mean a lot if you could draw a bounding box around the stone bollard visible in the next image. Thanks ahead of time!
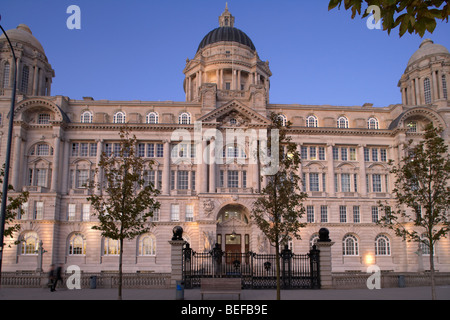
[315,228,335,289]
[169,226,185,289]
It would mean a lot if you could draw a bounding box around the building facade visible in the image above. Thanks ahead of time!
[0,7,449,274]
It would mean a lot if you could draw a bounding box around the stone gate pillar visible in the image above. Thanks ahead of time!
[315,228,335,289]
[169,226,185,289]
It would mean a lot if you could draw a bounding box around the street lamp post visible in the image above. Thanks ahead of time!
[0,16,18,284]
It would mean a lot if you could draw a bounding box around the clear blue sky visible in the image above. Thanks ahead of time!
[1,0,449,107]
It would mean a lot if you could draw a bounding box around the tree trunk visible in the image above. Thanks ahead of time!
[118,238,123,300]
[430,248,436,300]
[275,244,281,300]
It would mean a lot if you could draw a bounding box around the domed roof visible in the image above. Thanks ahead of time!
[197,26,256,52]
[407,39,449,67]
[0,24,46,54]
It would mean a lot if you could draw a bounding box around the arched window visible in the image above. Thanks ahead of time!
[342,234,359,256]
[69,233,86,255]
[81,111,93,123]
[20,65,29,93]
[139,234,156,256]
[407,121,417,133]
[113,111,126,124]
[278,114,287,126]
[146,112,159,124]
[424,78,432,104]
[306,115,318,128]
[103,238,120,255]
[337,116,349,128]
[375,234,391,256]
[20,232,39,255]
[2,62,10,88]
[179,112,191,125]
[367,117,379,130]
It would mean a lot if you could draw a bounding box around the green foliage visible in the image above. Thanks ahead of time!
[0,165,29,243]
[378,123,450,299]
[88,128,160,241]
[251,112,307,300]
[328,0,449,37]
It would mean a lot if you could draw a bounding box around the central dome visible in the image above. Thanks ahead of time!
[197,5,256,53]
[197,26,256,52]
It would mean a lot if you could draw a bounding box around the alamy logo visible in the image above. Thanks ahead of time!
[66,265,81,290]
[366,5,381,30]
[171,122,280,175]
[66,5,81,30]
[366,265,381,290]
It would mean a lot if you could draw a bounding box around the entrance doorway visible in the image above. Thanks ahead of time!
[216,204,251,261]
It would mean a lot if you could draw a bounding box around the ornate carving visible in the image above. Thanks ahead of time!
[203,199,215,216]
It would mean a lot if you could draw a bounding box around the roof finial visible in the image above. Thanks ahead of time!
[219,3,235,27]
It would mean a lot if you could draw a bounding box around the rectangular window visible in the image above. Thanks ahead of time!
[149,208,160,222]
[105,143,112,157]
[191,171,196,191]
[80,143,89,157]
[243,171,247,188]
[309,173,319,192]
[228,171,239,188]
[219,170,224,188]
[82,203,90,221]
[372,148,378,162]
[334,174,339,193]
[320,205,328,223]
[301,146,308,160]
[354,174,358,192]
[20,202,29,220]
[372,174,382,192]
[171,204,180,222]
[341,148,347,161]
[76,170,89,189]
[333,147,339,160]
[34,169,48,187]
[380,149,387,162]
[353,206,360,223]
[322,173,326,192]
[71,143,79,157]
[307,206,315,223]
[339,205,347,223]
[34,201,44,220]
[156,144,164,157]
[138,144,146,157]
[89,143,97,157]
[146,143,155,157]
[170,171,175,190]
[349,148,356,161]
[186,205,194,222]
[309,146,317,160]
[341,173,351,192]
[68,204,76,221]
[177,171,189,190]
[372,206,379,223]
[364,148,370,162]
[318,147,325,160]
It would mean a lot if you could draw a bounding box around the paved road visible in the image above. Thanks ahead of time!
[0,285,449,300]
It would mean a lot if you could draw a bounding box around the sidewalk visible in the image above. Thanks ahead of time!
[0,285,449,300]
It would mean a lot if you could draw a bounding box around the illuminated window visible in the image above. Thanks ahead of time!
[21,232,39,255]
[139,234,156,256]
[69,233,86,255]
[104,238,120,255]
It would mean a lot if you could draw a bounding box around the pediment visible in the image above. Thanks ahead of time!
[198,100,269,127]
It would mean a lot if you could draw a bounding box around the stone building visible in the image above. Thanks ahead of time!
[0,7,449,273]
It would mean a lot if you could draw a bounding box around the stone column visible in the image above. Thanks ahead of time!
[209,138,216,193]
[326,144,335,197]
[162,140,171,195]
[169,226,185,289]
[12,133,22,190]
[315,228,335,289]
[358,145,367,196]
[51,133,61,192]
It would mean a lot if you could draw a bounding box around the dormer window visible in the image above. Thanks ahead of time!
[113,111,126,124]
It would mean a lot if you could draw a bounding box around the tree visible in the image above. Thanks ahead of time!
[0,165,29,241]
[378,123,450,300]
[251,112,307,300]
[328,0,449,37]
[87,128,160,300]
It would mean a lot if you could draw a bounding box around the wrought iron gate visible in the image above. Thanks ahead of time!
[183,244,320,289]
